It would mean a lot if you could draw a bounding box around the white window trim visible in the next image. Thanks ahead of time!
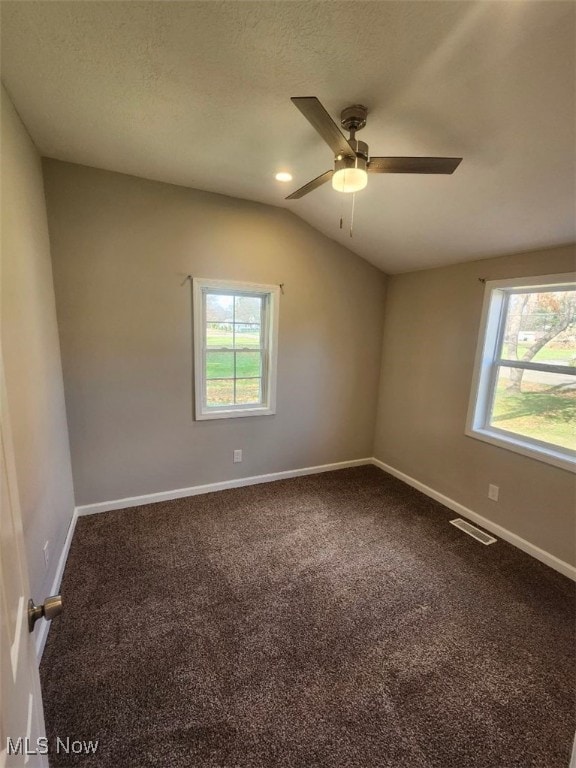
[193,278,279,420]
[466,272,576,473]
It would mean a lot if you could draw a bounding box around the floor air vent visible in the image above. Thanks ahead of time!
[449,518,497,545]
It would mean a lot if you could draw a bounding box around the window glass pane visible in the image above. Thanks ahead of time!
[235,351,261,378]
[234,295,262,349]
[235,378,262,405]
[206,379,234,407]
[235,295,262,323]
[490,366,576,450]
[234,325,261,349]
[206,322,233,348]
[500,290,576,365]
[205,293,234,322]
[205,351,234,379]
[531,336,576,366]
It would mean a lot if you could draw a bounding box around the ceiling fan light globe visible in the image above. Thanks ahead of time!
[332,167,368,193]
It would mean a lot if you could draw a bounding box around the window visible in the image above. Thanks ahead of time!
[466,273,576,472]
[193,278,279,420]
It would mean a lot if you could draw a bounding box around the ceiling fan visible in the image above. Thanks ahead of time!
[286,97,462,199]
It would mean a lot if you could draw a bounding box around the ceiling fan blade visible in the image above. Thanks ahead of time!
[286,170,334,200]
[367,157,462,174]
[291,97,355,158]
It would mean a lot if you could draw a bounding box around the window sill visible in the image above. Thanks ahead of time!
[465,425,576,473]
[195,405,276,421]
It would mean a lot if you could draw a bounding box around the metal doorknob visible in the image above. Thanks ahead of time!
[28,595,63,633]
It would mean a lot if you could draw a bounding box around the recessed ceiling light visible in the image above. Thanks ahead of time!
[275,172,292,182]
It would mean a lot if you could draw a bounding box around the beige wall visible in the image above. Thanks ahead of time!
[374,245,576,566]
[37,156,574,568]
[1,86,75,599]
[43,160,387,506]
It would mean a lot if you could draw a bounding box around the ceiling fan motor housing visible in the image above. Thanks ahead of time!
[348,138,368,159]
[340,104,368,133]
[335,136,369,175]
[334,150,367,175]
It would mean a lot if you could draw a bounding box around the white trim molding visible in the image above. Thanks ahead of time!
[372,458,576,581]
[35,508,78,659]
[75,459,373,516]
[569,732,576,768]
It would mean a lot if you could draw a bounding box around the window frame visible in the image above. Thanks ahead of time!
[466,272,576,473]
[193,278,279,421]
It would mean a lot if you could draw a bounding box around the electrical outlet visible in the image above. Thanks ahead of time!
[233,449,243,463]
[43,541,50,570]
[488,484,499,502]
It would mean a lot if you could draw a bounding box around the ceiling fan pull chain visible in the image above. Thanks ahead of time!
[350,192,356,238]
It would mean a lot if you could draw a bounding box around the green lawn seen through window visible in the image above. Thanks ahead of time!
[204,326,263,406]
[516,344,575,364]
[206,351,261,379]
[491,380,575,450]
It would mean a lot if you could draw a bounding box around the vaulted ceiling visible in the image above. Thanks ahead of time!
[1,1,574,273]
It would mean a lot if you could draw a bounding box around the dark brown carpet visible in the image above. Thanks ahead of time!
[40,466,575,768]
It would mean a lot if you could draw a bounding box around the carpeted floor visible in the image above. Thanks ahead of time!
[40,466,575,768]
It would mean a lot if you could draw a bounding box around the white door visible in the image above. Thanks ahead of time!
[0,358,48,768]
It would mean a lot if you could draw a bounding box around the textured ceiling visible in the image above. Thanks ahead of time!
[1,1,574,273]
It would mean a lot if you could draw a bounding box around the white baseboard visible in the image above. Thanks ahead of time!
[75,458,373,517]
[372,458,576,582]
[35,507,78,659]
